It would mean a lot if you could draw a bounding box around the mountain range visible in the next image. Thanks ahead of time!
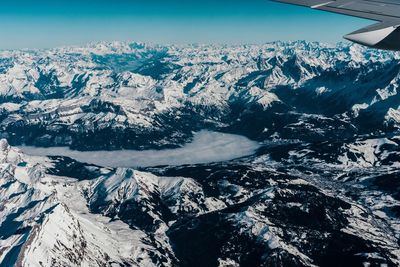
[1,41,400,266]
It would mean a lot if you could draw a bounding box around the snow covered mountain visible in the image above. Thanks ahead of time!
[1,41,400,150]
[1,136,400,266]
[0,138,227,266]
[1,41,400,266]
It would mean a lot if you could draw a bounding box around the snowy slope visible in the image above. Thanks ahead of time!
[1,138,400,266]
[1,41,400,150]
[2,41,400,266]
[0,139,226,267]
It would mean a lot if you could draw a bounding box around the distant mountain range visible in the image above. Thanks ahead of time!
[1,41,400,267]
[1,41,400,150]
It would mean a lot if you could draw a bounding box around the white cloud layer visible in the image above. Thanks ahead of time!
[19,131,260,168]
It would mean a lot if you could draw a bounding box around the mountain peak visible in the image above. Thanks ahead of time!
[0,139,9,151]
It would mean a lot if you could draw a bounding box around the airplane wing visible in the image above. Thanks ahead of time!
[271,0,400,50]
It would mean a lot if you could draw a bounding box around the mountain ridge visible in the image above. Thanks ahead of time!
[1,41,400,266]
[1,41,400,150]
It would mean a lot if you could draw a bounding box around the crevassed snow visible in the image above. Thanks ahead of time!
[19,131,260,168]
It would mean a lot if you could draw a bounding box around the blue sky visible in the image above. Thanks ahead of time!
[0,0,372,49]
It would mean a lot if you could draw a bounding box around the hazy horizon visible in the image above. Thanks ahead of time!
[0,0,372,50]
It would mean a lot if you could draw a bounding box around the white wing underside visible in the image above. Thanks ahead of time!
[272,0,400,50]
